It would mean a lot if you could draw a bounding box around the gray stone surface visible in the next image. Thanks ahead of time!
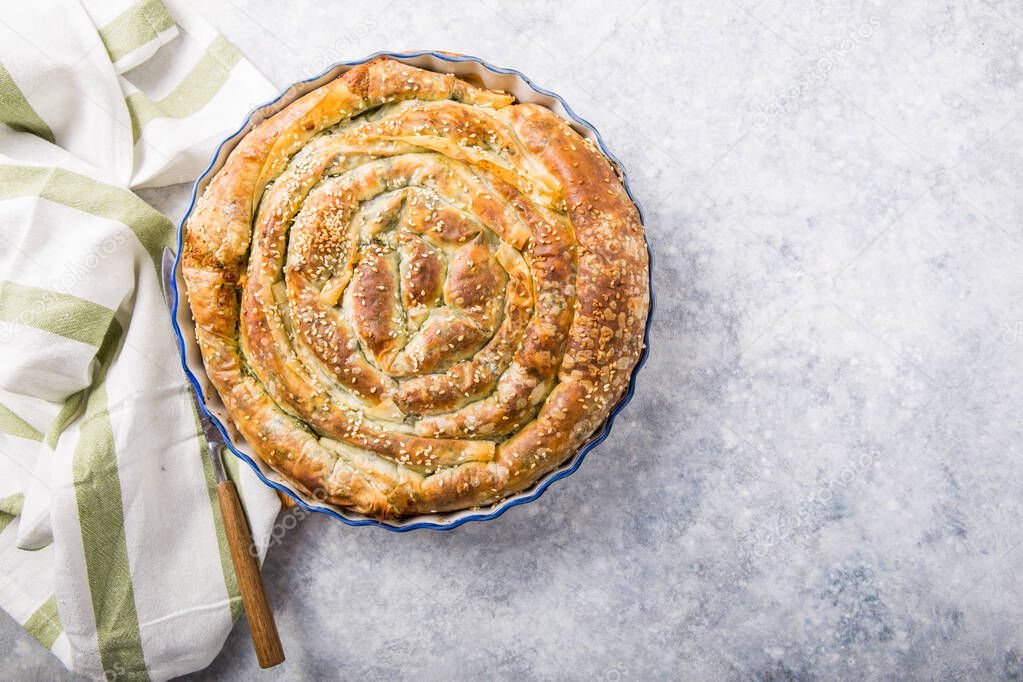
[5,0,1023,679]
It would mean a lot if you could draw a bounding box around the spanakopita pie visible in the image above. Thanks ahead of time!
[182,57,649,518]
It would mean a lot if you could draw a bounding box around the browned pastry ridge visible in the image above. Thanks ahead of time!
[182,57,649,518]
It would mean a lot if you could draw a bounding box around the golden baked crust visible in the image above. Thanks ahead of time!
[182,58,649,518]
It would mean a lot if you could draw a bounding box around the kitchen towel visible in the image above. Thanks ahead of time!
[0,1,282,679]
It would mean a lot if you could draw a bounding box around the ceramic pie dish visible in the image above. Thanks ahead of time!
[170,51,652,530]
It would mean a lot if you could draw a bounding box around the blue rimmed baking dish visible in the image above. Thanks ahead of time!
[168,51,654,531]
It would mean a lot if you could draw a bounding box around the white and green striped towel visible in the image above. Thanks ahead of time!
[0,1,282,679]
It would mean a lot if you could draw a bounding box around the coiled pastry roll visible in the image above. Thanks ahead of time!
[183,58,649,518]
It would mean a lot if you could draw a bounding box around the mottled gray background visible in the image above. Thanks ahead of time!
[6,0,1023,679]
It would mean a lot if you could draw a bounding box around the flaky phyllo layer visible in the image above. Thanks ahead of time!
[183,58,649,517]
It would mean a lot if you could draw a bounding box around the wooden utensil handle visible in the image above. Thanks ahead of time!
[217,480,285,668]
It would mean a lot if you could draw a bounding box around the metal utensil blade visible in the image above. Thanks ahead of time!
[161,247,228,482]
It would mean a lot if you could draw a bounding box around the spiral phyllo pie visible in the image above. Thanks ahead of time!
[182,58,649,517]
